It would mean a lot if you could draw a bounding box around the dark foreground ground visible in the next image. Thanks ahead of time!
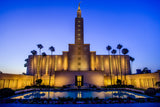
[0,103,160,107]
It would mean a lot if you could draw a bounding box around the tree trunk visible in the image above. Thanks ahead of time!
[108,52,112,86]
[32,56,35,85]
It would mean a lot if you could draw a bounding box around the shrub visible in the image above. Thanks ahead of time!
[144,88,156,96]
[156,81,160,87]
[117,79,122,85]
[36,79,42,86]
[92,85,97,88]
[0,88,15,97]
[127,85,134,88]
[62,85,67,88]
[156,88,160,93]
[25,86,31,89]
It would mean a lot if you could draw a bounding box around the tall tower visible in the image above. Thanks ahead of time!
[68,3,90,71]
[75,3,84,44]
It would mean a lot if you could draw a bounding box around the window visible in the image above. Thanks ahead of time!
[78,62,81,65]
[78,25,81,27]
[78,21,81,23]
[78,38,81,40]
[78,29,80,31]
[77,34,80,36]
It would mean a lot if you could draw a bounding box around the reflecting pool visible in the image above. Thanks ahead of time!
[11,90,150,99]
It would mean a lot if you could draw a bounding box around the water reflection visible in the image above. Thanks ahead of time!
[77,91,82,98]
[11,90,148,99]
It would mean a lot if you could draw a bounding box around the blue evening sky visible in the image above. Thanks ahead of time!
[0,0,160,74]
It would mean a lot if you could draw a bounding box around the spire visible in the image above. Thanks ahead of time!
[77,2,81,18]
[78,2,81,10]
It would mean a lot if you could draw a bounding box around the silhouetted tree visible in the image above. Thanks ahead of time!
[49,46,55,55]
[22,72,26,75]
[106,45,112,86]
[122,48,129,85]
[37,44,43,55]
[37,44,43,79]
[142,67,150,73]
[36,79,42,86]
[24,59,28,67]
[24,63,27,67]
[41,52,47,78]
[116,79,122,86]
[117,44,123,81]
[31,50,37,85]
[111,49,118,81]
[129,56,135,74]
[49,46,55,86]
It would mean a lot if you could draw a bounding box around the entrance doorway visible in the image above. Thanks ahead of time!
[75,75,83,86]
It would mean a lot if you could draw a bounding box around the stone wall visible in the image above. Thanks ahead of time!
[104,72,160,89]
[0,74,33,89]
[0,74,55,90]
[126,72,160,89]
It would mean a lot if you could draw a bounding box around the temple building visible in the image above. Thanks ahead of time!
[0,4,159,89]
[26,4,131,87]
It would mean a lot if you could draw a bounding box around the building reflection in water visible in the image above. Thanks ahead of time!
[11,91,148,99]
[77,91,82,98]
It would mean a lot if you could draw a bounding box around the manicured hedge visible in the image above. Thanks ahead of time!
[0,88,15,97]
[144,88,156,96]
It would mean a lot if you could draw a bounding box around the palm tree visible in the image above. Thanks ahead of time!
[106,45,112,86]
[24,58,28,67]
[37,44,43,55]
[37,44,43,79]
[129,56,135,74]
[49,46,55,55]
[122,48,129,85]
[117,44,123,81]
[31,50,37,85]
[49,46,55,86]
[42,52,47,78]
[111,49,118,83]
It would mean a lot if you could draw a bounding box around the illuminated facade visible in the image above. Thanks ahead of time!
[26,4,131,87]
[0,4,159,89]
